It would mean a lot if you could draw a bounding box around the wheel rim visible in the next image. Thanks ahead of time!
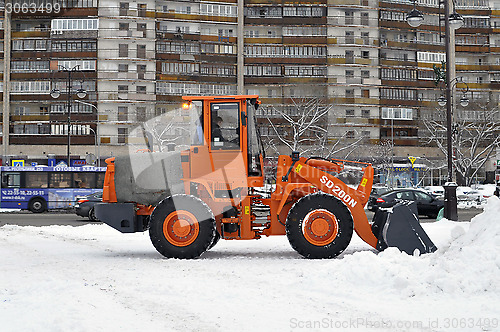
[302,209,339,246]
[32,201,42,210]
[163,210,200,247]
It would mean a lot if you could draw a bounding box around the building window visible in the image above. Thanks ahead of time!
[119,44,128,57]
[361,12,369,26]
[346,89,354,98]
[137,44,146,58]
[137,23,147,38]
[137,65,146,79]
[138,4,147,17]
[346,70,354,78]
[346,130,355,138]
[119,2,129,16]
[361,70,370,78]
[346,109,355,117]
[119,23,129,31]
[118,85,129,93]
[51,19,98,31]
[136,86,146,93]
[118,128,128,143]
[362,51,369,59]
[362,89,370,98]
[362,109,370,118]
[345,31,354,44]
[118,64,128,72]
[345,11,354,25]
[381,107,413,120]
[345,50,354,64]
[118,107,128,121]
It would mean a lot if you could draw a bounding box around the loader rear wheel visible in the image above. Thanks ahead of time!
[286,193,353,259]
[149,195,216,259]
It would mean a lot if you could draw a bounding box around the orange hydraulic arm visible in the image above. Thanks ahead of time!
[274,156,378,249]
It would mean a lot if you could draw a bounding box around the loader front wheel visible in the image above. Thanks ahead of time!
[149,195,216,259]
[286,193,353,259]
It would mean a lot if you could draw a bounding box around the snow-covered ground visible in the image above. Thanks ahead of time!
[1,198,499,332]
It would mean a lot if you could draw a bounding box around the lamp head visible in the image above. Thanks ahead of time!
[76,88,87,99]
[449,12,464,30]
[50,89,61,99]
[407,9,424,27]
[438,95,447,107]
[460,95,469,107]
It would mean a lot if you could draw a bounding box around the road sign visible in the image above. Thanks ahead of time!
[12,160,25,167]
[408,156,416,167]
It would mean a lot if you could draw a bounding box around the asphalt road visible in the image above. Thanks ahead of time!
[0,208,484,228]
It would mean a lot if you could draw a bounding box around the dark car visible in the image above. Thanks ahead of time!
[74,192,102,221]
[367,186,390,211]
[369,188,444,218]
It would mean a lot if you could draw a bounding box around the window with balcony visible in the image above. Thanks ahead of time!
[119,44,128,57]
[51,19,98,31]
[118,128,128,143]
[137,65,146,79]
[137,44,146,58]
[345,11,354,25]
[162,62,199,74]
[120,2,129,16]
[345,31,354,44]
[361,12,369,26]
[381,107,413,120]
[138,4,147,17]
[11,61,50,73]
[137,23,147,38]
[118,107,128,121]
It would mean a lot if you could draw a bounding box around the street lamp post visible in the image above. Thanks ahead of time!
[51,65,87,167]
[406,0,464,221]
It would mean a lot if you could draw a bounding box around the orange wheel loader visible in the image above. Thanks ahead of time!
[95,95,436,259]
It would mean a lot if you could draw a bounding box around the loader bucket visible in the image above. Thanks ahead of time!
[371,200,437,255]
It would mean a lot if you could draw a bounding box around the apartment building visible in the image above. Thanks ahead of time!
[0,0,498,166]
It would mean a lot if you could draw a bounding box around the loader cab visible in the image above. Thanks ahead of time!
[182,95,264,188]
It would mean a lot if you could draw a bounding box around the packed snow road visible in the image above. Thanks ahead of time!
[1,198,499,332]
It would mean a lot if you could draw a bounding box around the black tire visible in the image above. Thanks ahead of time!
[88,207,98,222]
[208,231,221,250]
[286,192,353,259]
[29,197,46,213]
[149,194,216,259]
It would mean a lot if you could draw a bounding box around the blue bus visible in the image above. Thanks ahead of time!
[0,165,106,212]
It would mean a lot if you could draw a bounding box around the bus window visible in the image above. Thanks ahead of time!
[73,173,95,188]
[97,172,105,188]
[49,172,72,188]
[26,172,48,188]
[1,173,21,188]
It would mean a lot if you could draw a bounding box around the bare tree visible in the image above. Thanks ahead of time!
[263,97,364,159]
[423,104,500,186]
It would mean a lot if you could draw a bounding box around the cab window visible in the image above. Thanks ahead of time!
[210,102,240,150]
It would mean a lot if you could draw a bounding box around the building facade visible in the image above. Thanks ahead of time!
[1,0,498,176]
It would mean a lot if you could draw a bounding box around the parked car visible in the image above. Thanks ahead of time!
[367,185,390,210]
[369,188,444,218]
[74,192,102,221]
[424,186,445,198]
